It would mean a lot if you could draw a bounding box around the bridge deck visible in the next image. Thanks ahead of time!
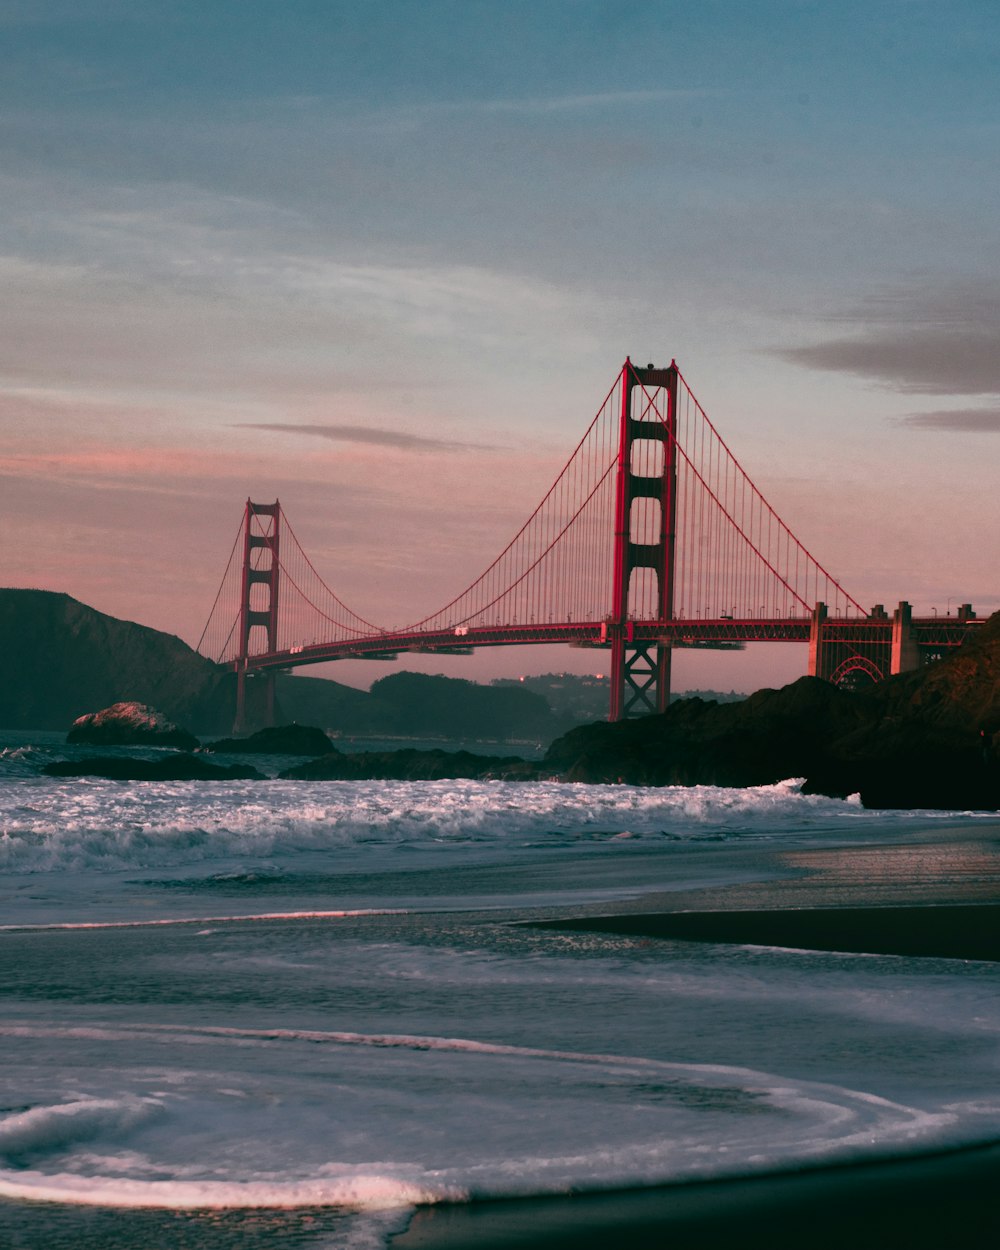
[233,616,979,673]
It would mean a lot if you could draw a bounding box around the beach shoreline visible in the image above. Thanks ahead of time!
[3,807,998,1250]
[531,901,1000,961]
[394,829,1000,1248]
[391,1139,1000,1249]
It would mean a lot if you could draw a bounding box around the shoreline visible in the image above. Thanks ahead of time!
[391,842,1000,1247]
[390,1140,1000,1249]
[531,901,1000,962]
[3,807,998,1248]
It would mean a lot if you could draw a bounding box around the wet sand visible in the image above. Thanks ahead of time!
[533,901,1000,961]
[393,827,1000,1249]
[391,1142,1000,1249]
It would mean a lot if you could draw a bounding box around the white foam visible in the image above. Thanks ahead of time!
[0,775,973,878]
[2,763,998,1232]
[0,1025,964,1210]
[0,909,405,932]
[0,1097,161,1156]
[0,1167,449,1210]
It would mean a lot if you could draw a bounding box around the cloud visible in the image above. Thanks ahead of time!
[0,179,598,412]
[460,89,712,116]
[774,331,1000,395]
[769,284,1000,395]
[234,423,492,452]
[898,408,1000,432]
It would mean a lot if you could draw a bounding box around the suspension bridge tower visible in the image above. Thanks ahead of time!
[609,359,679,720]
[235,499,281,731]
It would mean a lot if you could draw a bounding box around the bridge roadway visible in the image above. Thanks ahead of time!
[234,614,980,675]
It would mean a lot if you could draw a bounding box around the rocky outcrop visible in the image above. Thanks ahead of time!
[67,702,199,750]
[279,615,1000,806]
[205,724,336,755]
[543,612,1000,809]
[803,610,1000,808]
[280,747,535,782]
[543,677,863,788]
[43,754,262,781]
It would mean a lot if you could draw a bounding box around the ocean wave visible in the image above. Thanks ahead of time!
[0,1166,446,1211]
[0,1023,969,1211]
[0,1096,162,1159]
[0,777,898,876]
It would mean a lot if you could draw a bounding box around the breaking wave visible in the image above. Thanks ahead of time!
[0,777,889,875]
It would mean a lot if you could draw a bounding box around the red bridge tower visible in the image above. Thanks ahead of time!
[235,500,281,731]
[609,359,679,720]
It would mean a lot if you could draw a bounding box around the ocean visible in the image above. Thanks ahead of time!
[1,730,999,1249]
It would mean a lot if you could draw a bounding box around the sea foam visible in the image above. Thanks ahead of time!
[0,775,918,877]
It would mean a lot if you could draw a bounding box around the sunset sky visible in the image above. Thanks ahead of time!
[3,0,999,692]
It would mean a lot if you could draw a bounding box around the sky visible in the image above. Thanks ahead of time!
[2,0,999,693]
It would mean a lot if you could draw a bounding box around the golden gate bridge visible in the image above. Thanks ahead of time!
[197,359,983,728]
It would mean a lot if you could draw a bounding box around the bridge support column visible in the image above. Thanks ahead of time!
[807,602,831,679]
[265,671,276,726]
[234,500,281,732]
[891,600,920,674]
[609,359,678,721]
[235,663,248,734]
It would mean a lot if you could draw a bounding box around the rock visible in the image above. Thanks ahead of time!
[804,611,1000,808]
[280,748,534,781]
[543,677,863,788]
[205,724,336,755]
[43,755,262,781]
[542,611,1000,810]
[67,702,199,750]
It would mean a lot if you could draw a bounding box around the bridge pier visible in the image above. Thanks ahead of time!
[807,602,831,680]
[891,600,920,675]
[235,664,247,734]
[610,630,673,720]
[234,669,277,734]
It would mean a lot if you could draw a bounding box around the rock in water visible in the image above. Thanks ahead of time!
[44,755,262,781]
[67,702,199,750]
[279,748,534,781]
[205,724,336,755]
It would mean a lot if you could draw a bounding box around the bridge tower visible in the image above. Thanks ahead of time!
[235,500,281,732]
[609,359,679,721]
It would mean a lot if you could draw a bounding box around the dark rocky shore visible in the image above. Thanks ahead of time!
[281,746,537,782]
[280,612,1000,808]
[44,755,263,781]
[45,612,1000,810]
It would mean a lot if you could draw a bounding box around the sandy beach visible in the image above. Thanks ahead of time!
[392,825,1000,1249]
[392,1141,1000,1249]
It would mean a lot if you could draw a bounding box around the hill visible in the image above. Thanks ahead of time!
[491,673,744,725]
[0,589,238,732]
[0,590,560,741]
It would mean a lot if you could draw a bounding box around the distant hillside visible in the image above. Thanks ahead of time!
[0,590,562,741]
[0,589,238,732]
[367,672,556,740]
[269,671,373,731]
[273,671,558,741]
[493,673,745,724]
